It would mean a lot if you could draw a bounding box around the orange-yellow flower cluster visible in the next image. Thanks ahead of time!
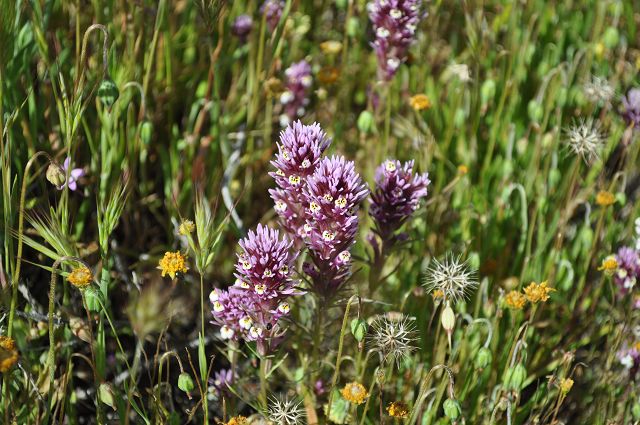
[505,290,527,310]
[158,251,188,279]
[409,94,431,111]
[67,266,93,290]
[595,191,615,206]
[341,382,368,405]
[387,401,410,417]
[598,256,618,275]
[0,336,19,373]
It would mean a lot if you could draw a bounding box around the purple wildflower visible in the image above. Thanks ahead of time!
[57,157,85,191]
[615,246,640,294]
[621,88,640,129]
[269,121,331,242]
[210,368,234,397]
[368,0,423,81]
[231,14,253,42]
[280,60,313,126]
[262,0,285,31]
[618,342,640,378]
[370,159,430,243]
[302,155,369,295]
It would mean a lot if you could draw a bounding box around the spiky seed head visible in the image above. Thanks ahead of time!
[564,118,605,163]
[582,75,614,104]
[423,253,478,303]
[367,314,417,366]
[267,395,305,425]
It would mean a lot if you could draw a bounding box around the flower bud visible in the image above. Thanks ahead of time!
[504,363,527,391]
[98,382,116,410]
[441,304,456,333]
[346,17,360,37]
[46,163,66,187]
[140,121,153,145]
[178,372,195,393]
[527,99,543,123]
[481,79,496,105]
[357,110,375,134]
[474,347,492,370]
[350,318,367,342]
[602,27,619,49]
[97,78,120,108]
[443,398,461,420]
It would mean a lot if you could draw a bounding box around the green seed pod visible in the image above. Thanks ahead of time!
[46,163,66,187]
[178,372,195,393]
[441,305,456,333]
[527,99,543,123]
[98,382,116,410]
[346,17,360,38]
[453,109,465,128]
[350,318,367,342]
[357,110,375,134]
[505,363,527,391]
[481,79,496,105]
[632,400,640,420]
[97,78,120,108]
[556,87,568,107]
[602,27,619,49]
[140,121,153,145]
[443,398,461,420]
[548,168,561,189]
[475,347,492,370]
[335,0,348,10]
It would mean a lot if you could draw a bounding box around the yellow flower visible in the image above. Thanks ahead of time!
[158,251,188,279]
[318,66,340,85]
[67,266,93,290]
[523,281,555,303]
[505,290,527,310]
[0,336,19,373]
[597,256,618,275]
[226,416,247,425]
[432,289,444,300]
[559,377,574,395]
[320,40,342,55]
[457,164,468,175]
[595,191,615,207]
[409,94,431,111]
[179,219,195,235]
[340,382,368,405]
[387,401,410,418]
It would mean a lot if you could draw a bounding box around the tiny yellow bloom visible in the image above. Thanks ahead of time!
[226,416,247,425]
[457,164,468,175]
[505,290,527,310]
[387,401,410,418]
[559,377,574,395]
[409,94,431,111]
[598,256,618,275]
[67,266,93,290]
[523,281,555,303]
[432,289,444,300]
[320,40,343,55]
[179,219,195,235]
[158,251,188,279]
[340,382,368,405]
[0,336,19,373]
[595,191,615,207]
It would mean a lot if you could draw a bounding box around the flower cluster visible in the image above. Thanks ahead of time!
[269,121,331,243]
[369,159,429,244]
[621,88,640,129]
[261,0,285,31]
[67,266,93,290]
[523,281,555,303]
[210,225,300,353]
[0,336,19,373]
[231,15,253,42]
[368,0,423,81]
[280,60,313,126]
[618,342,640,375]
[341,382,369,405]
[158,251,188,279]
[615,246,640,294]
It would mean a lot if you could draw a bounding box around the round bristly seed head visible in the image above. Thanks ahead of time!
[423,253,478,303]
[564,118,605,163]
[267,394,305,425]
[367,314,418,366]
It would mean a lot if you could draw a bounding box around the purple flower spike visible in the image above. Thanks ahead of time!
[303,156,369,295]
[368,0,424,81]
[269,121,331,242]
[262,0,285,31]
[210,368,235,397]
[615,246,640,294]
[280,60,313,126]
[370,159,430,242]
[58,157,85,191]
[621,88,640,129]
[232,14,253,42]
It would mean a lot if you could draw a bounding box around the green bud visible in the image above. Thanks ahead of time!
[441,305,456,333]
[556,87,568,107]
[505,363,527,391]
[46,163,66,187]
[480,79,496,105]
[335,0,348,10]
[548,168,561,189]
[98,382,117,410]
[632,400,640,420]
[602,27,619,49]
[346,17,360,38]
[443,398,461,420]
[350,318,367,342]
[527,100,543,123]
[474,347,492,370]
[453,109,465,128]
[357,110,375,134]
[97,78,119,108]
[178,372,195,393]
[140,121,153,145]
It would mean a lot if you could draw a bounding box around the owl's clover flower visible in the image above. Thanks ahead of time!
[370,159,430,243]
[615,246,640,294]
[280,60,313,126]
[303,155,369,295]
[231,15,253,42]
[269,121,331,242]
[368,0,424,81]
[621,88,640,130]
[261,0,285,31]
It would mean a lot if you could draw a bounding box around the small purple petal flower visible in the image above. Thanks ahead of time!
[58,157,85,191]
[280,60,313,126]
[210,368,234,397]
[617,342,640,378]
[369,159,430,242]
[262,0,285,31]
[615,246,640,294]
[621,88,640,129]
[232,14,253,42]
[368,0,424,81]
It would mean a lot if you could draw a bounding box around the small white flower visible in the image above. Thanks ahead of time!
[239,316,253,330]
[280,91,294,104]
[220,326,234,340]
[322,230,335,241]
[423,253,478,303]
[338,250,351,263]
[621,354,634,369]
[301,158,311,168]
[564,118,605,163]
[249,326,263,339]
[213,301,224,312]
[278,302,290,314]
[387,57,400,71]
[255,284,267,295]
[376,27,390,38]
[385,160,397,172]
[209,289,219,303]
[275,200,287,212]
[301,75,313,88]
[448,63,472,83]
[389,8,402,19]
[267,395,306,425]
